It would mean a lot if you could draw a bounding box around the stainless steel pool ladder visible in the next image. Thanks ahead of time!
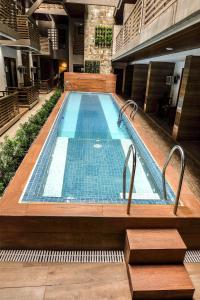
[162,145,185,215]
[123,144,137,215]
[117,100,138,127]
[65,80,74,91]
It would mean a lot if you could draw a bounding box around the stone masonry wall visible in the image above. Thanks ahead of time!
[84,5,115,74]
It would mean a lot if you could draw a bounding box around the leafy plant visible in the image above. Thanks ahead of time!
[0,89,61,196]
[95,26,113,48]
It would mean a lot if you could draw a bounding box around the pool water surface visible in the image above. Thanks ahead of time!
[21,92,174,204]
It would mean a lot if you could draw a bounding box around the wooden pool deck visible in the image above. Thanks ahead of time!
[0,92,200,250]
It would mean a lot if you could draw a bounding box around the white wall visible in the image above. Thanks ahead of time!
[171,61,185,106]
[0,48,7,90]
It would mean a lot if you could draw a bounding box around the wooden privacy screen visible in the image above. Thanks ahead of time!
[64,72,116,93]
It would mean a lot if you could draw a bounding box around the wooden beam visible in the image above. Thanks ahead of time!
[27,0,44,17]
[64,0,118,7]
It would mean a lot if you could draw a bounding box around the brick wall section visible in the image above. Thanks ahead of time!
[84,5,115,74]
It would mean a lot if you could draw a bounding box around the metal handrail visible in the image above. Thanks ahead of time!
[123,144,137,215]
[65,80,74,91]
[130,102,138,120]
[162,145,185,215]
[118,100,136,126]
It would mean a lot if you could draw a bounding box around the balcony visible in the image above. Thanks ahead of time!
[0,0,19,39]
[40,37,53,56]
[16,15,40,51]
[0,91,19,133]
[113,0,200,60]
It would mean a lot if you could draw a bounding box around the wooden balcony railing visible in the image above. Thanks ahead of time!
[0,0,18,37]
[114,0,179,55]
[124,0,143,46]
[18,84,39,107]
[0,91,19,128]
[17,15,40,51]
[144,0,176,25]
[8,84,39,108]
[40,37,53,56]
[116,27,124,53]
[40,78,54,94]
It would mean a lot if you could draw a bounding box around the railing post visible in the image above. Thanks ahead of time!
[162,145,185,215]
[123,144,137,215]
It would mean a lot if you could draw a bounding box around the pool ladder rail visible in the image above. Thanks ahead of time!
[123,144,137,215]
[162,145,186,215]
[123,144,185,215]
[118,100,138,127]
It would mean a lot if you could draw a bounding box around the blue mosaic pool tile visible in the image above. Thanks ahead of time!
[22,92,175,204]
[75,94,112,140]
[62,138,130,202]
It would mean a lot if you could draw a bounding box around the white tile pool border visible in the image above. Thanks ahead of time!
[19,92,70,203]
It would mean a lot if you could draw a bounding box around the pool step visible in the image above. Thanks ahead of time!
[125,229,187,264]
[125,229,194,299]
[127,264,195,299]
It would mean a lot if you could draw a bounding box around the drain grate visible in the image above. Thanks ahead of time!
[0,249,199,264]
[0,250,124,263]
[184,250,200,263]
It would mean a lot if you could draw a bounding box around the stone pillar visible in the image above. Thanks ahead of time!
[84,5,115,74]
[172,56,200,141]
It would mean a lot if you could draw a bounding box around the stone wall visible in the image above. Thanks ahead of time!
[84,5,115,74]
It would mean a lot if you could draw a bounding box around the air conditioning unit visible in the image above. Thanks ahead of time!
[18,65,27,74]
[166,76,173,86]
[31,67,37,74]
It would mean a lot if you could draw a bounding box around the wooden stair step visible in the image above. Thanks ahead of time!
[125,229,187,264]
[128,264,195,299]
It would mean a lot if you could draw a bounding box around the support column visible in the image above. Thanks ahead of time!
[16,50,24,87]
[131,64,148,108]
[144,62,175,113]
[172,56,200,141]
[0,47,7,90]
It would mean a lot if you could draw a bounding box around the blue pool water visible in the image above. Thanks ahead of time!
[21,92,174,204]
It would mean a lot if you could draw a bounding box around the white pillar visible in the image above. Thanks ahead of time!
[0,47,7,90]
[29,51,34,83]
[16,50,24,87]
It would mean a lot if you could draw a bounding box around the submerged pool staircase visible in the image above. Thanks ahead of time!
[117,100,138,127]
[124,229,195,299]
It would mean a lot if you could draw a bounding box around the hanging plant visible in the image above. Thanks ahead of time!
[95,26,113,48]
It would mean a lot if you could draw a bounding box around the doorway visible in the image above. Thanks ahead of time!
[4,57,18,88]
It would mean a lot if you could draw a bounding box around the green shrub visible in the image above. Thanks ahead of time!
[0,89,61,196]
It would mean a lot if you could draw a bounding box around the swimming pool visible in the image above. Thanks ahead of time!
[21,92,174,204]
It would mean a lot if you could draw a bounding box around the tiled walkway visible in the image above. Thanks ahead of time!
[135,109,200,202]
[0,263,131,300]
[0,91,55,143]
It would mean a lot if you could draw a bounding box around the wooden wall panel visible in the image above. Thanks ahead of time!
[131,64,148,108]
[173,56,200,141]
[144,62,175,113]
[64,72,116,93]
[0,215,200,250]
[123,65,134,98]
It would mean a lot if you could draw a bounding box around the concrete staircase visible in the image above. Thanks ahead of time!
[125,229,195,299]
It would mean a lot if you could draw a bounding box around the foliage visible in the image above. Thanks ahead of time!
[85,60,100,74]
[95,26,113,48]
[0,89,61,196]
